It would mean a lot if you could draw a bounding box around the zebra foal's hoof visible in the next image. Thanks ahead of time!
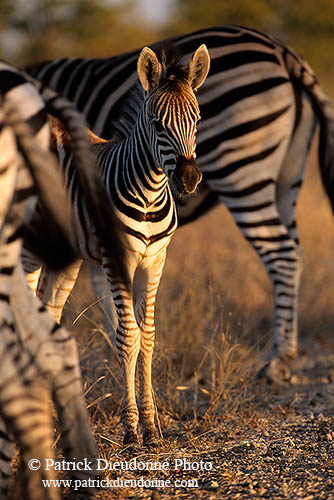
[257,357,292,386]
[123,429,140,452]
[143,428,160,448]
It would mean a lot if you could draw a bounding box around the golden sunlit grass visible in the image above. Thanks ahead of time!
[63,138,333,450]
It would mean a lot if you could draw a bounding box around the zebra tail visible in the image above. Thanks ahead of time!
[3,98,77,270]
[33,82,130,287]
[283,47,334,213]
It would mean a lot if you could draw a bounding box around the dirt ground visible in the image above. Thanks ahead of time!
[83,336,334,500]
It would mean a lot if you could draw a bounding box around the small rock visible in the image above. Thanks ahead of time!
[258,485,267,495]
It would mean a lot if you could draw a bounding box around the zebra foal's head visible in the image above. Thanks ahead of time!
[137,44,210,196]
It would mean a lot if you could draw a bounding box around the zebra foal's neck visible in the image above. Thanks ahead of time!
[94,114,168,209]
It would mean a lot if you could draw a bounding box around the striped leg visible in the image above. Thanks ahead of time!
[0,222,95,497]
[231,184,302,384]
[0,417,13,498]
[258,94,317,382]
[39,260,82,323]
[24,265,42,295]
[0,277,15,496]
[260,235,302,377]
[135,251,166,446]
[0,314,58,500]
[0,238,15,496]
[105,261,141,445]
[274,94,317,356]
[117,303,141,445]
[11,264,98,496]
[1,377,58,500]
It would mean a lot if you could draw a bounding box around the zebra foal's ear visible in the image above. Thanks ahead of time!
[188,44,210,90]
[137,47,161,92]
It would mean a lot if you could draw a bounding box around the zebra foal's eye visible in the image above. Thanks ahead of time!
[152,119,164,134]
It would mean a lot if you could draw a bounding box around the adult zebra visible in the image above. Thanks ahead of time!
[26,25,334,384]
[23,44,210,446]
[0,95,68,500]
[0,61,131,498]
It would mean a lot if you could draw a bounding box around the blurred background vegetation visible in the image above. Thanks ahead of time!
[0,0,333,87]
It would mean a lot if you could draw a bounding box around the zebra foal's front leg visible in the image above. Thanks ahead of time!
[106,261,141,446]
[135,251,166,447]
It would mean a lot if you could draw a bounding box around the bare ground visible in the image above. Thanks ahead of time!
[79,337,334,500]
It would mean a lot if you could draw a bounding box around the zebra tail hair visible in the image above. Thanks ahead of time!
[283,47,334,213]
[3,98,78,270]
[35,83,130,287]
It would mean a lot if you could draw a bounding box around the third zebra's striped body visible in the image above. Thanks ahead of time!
[23,45,210,445]
[26,25,334,382]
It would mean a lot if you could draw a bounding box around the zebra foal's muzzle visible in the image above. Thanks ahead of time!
[171,155,202,196]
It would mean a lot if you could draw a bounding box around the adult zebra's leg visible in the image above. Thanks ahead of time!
[134,251,166,446]
[0,315,58,500]
[11,264,98,497]
[271,92,317,366]
[0,279,15,497]
[0,268,15,497]
[260,235,303,382]
[0,417,14,499]
[224,93,317,384]
[253,94,317,382]
[229,182,302,384]
[234,202,304,383]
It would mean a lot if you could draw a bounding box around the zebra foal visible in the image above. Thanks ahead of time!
[26,25,334,384]
[0,62,118,498]
[23,44,210,446]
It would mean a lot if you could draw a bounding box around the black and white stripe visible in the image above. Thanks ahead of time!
[26,25,334,383]
[23,45,210,446]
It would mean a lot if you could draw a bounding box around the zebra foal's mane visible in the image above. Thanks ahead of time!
[155,44,189,87]
[49,114,115,151]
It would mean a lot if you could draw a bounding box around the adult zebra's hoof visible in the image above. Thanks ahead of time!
[257,358,292,386]
[143,428,160,448]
